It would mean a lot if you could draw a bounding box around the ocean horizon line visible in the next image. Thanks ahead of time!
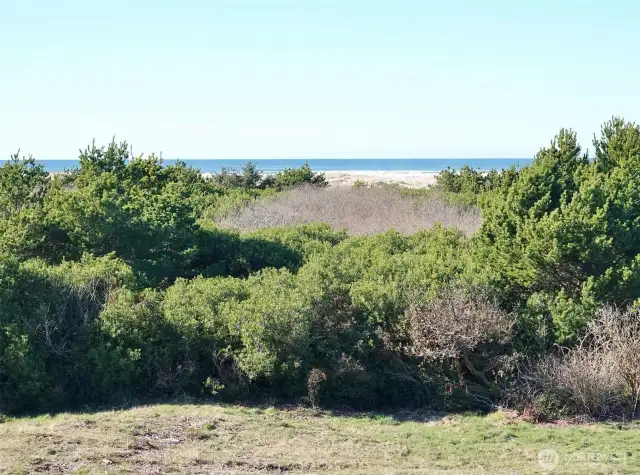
[5,159,533,162]
[1,157,533,174]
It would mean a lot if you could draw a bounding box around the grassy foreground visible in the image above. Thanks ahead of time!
[0,404,638,474]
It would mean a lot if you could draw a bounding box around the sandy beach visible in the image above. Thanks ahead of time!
[198,170,440,188]
[324,171,438,188]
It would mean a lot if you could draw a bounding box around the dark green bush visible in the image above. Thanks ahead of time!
[207,161,326,191]
[0,254,134,413]
[478,119,640,344]
[270,162,327,189]
[0,151,49,221]
[436,165,518,195]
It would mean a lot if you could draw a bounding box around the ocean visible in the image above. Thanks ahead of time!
[2,158,532,174]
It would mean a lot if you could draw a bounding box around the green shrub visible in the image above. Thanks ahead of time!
[209,161,264,189]
[191,222,341,279]
[207,161,326,191]
[436,165,518,195]
[246,223,346,260]
[0,254,134,413]
[0,151,49,221]
[478,120,640,343]
[271,163,327,189]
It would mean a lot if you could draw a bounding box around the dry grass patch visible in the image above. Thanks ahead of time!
[1,404,639,474]
[217,185,482,236]
[521,306,640,420]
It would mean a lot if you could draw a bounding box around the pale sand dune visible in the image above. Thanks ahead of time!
[202,171,439,187]
[57,170,439,188]
[324,171,438,188]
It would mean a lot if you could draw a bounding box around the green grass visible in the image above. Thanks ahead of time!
[0,404,638,474]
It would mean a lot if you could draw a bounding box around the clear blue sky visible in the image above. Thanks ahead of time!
[1,0,638,159]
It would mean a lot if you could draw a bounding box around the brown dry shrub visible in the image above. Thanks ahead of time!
[523,348,625,420]
[589,306,640,416]
[521,306,640,419]
[217,185,482,236]
[307,368,328,408]
[405,287,515,400]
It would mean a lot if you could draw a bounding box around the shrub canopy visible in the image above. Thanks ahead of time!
[2,119,640,417]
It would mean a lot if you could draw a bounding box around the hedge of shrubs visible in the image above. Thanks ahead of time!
[1,117,640,419]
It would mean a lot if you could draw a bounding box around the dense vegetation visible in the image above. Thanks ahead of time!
[1,117,640,421]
